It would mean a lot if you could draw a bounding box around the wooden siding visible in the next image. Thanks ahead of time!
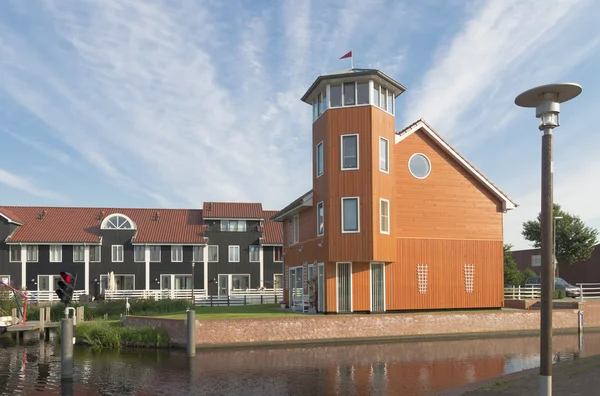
[325,261,337,313]
[387,238,504,310]
[352,262,370,312]
[322,106,374,262]
[371,108,397,263]
[394,129,503,240]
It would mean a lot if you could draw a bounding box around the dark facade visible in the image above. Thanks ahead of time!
[0,205,283,298]
[512,244,600,285]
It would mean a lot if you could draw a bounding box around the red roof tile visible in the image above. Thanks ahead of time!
[261,210,283,245]
[0,206,205,244]
[0,208,23,224]
[202,202,264,219]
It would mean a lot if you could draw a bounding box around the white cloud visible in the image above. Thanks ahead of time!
[0,127,71,164]
[0,168,64,201]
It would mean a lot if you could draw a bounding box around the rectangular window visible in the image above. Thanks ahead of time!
[342,197,360,233]
[274,274,283,289]
[532,255,541,267]
[26,246,38,262]
[316,141,324,177]
[317,92,322,116]
[171,245,183,262]
[381,88,387,111]
[112,245,123,262]
[317,201,324,236]
[341,134,358,170]
[273,246,283,262]
[373,84,380,107]
[232,274,250,290]
[357,82,369,105]
[343,82,356,106]
[330,85,342,107]
[9,246,21,262]
[193,246,204,262]
[134,246,145,262]
[289,215,299,245]
[90,246,101,262]
[313,99,318,121]
[379,137,389,172]
[249,245,260,262]
[207,245,219,262]
[149,246,161,262]
[49,246,62,262]
[387,91,394,114]
[228,246,240,262]
[220,220,247,232]
[38,275,61,292]
[0,275,9,286]
[73,246,85,262]
[380,199,390,234]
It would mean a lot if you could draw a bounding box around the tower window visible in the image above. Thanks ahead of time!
[316,141,324,177]
[341,197,360,233]
[357,82,369,105]
[341,134,359,170]
[343,82,356,106]
[330,85,342,107]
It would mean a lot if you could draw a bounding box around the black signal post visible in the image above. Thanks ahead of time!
[56,271,77,307]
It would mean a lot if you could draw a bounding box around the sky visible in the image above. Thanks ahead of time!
[0,0,599,251]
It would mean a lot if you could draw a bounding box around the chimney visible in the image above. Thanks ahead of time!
[98,210,105,220]
[153,211,160,221]
[39,209,47,220]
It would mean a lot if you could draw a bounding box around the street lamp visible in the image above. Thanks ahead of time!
[515,82,582,396]
[554,216,563,276]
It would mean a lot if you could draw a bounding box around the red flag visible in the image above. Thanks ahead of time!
[339,51,352,59]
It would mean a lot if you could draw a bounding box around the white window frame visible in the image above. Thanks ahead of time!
[380,198,390,235]
[9,246,21,262]
[341,197,360,233]
[340,134,359,170]
[134,245,145,262]
[171,245,183,262]
[370,262,386,312]
[112,245,124,263]
[379,136,389,173]
[26,246,38,262]
[207,245,219,262]
[192,246,204,262]
[249,245,260,262]
[49,245,62,263]
[99,273,135,292]
[73,245,85,262]
[289,215,299,245]
[90,245,101,262]
[317,201,325,236]
[273,246,283,262]
[336,262,353,313]
[316,141,324,177]
[37,274,61,292]
[228,245,240,263]
[273,273,283,289]
[0,275,10,286]
[149,245,161,262]
[532,254,541,267]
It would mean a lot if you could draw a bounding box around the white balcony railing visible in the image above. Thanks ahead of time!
[577,283,600,301]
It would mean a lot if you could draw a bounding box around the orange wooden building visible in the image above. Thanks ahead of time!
[271,68,518,313]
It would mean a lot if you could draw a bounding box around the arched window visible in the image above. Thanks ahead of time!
[101,214,136,230]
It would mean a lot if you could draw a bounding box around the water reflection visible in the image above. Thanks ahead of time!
[1,332,600,396]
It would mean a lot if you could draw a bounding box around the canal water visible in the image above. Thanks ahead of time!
[1,332,600,396]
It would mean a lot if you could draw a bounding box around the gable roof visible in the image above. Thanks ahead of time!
[0,208,23,225]
[396,118,518,211]
[0,206,205,244]
[270,190,314,222]
[261,210,283,245]
[202,202,264,219]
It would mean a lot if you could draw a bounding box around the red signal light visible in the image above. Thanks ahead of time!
[60,272,73,283]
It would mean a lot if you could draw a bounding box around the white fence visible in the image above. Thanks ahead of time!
[20,288,284,304]
[504,285,541,300]
[577,283,600,301]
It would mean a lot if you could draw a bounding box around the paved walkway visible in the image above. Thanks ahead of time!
[435,353,600,395]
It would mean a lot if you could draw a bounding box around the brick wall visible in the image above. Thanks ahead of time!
[122,306,600,348]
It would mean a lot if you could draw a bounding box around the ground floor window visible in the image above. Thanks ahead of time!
[37,275,62,292]
[337,262,352,313]
[273,274,283,289]
[0,275,10,286]
[289,267,303,305]
[371,262,385,312]
[100,274,135,291]
[160,274,192,290]
[232,274,250,290]
[217,274,250,296]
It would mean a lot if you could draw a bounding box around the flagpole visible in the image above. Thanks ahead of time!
[351,55,354,69]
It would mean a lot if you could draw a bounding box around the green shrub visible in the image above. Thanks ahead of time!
[553,290,566,299]
[72,321,170,350]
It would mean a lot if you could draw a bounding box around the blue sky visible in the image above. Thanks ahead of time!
[0,0,599,251]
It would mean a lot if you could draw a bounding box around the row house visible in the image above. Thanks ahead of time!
[0,203,282,298]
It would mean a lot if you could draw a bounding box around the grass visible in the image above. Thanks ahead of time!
[73,321,170,350]
[157,304,303,320]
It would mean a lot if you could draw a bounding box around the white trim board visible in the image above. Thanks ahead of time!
[395,119,517,211]
[0,212,22,225]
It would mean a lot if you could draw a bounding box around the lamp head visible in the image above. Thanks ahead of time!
[515,83,582,131]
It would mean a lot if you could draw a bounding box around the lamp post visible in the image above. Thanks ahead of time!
[515,83,582,396]
[554,216,563,277]
[191,262,195,305]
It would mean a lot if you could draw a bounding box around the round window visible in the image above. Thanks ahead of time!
[408,154,431,179]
